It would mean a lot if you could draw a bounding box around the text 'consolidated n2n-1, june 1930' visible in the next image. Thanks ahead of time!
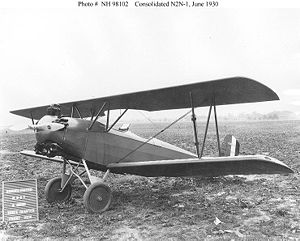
[77,1,219,8]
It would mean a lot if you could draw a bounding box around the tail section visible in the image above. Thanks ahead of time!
[221,134,240,156]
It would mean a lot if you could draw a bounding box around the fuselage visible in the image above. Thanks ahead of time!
[35,116,196,170]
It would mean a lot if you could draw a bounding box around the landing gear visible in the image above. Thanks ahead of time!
[83,182,112,213]
[45,159,112,213]
[45,177,72,203]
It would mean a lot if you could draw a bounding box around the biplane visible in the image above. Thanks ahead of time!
[10,77,293,213]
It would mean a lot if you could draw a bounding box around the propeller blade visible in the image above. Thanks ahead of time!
[9,124,30,131]
[28,122,65,132]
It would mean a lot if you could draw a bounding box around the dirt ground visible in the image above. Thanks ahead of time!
[0,120,299,240]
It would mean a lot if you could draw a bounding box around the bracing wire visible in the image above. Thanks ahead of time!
[138,110,159,128]
[116,109,192,163]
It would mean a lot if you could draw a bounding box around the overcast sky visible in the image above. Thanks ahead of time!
[1,6,300,126]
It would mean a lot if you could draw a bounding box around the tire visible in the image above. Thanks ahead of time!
[45,177,72,203]
[83,182,112,213]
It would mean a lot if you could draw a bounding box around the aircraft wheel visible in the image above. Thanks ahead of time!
[83,182,112,213]
[45,177,72,203]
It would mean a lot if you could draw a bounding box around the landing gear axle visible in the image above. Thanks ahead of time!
[44,159,112,213]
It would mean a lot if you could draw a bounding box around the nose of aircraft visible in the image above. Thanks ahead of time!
[33,115,67,143]
[33,117,67,157]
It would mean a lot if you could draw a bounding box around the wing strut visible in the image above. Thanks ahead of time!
[70,105,74,118]
[106,104,110,131]
[200,97,221,158]
[73,105,82,119]
[107,109,128,132]
[200,101,213,157]
[189,92,200,158]
[90,109,95,121]
[30,112,35,125]
[88,102,107,130]
[213,98,221,156]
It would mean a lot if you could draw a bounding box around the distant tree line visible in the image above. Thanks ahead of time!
[219,111,297,121]
[241,112,279,120]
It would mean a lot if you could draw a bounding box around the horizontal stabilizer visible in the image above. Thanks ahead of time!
[20,150,83,167]
[108,155,293,177]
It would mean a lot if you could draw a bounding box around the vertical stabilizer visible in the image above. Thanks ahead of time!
[221,134,240,156]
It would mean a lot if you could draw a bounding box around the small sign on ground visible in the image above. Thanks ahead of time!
[2,179,39,223]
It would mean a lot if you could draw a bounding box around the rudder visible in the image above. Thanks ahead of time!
[221,134,240,156]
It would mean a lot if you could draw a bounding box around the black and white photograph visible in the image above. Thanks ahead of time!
[0,0,299,240]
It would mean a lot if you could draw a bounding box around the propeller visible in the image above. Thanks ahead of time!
[10,104,66,132]
[28,122,65,132]
[9,122,65,132]
[9,123,30,131]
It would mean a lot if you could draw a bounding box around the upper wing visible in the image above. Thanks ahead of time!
[10,77,279,119]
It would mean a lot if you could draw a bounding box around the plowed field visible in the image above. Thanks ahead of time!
[0,120,299,240]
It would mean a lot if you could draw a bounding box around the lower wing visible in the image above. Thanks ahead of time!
[108,155,293,177]
[21,150,292,177]
[20,150,83,167]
